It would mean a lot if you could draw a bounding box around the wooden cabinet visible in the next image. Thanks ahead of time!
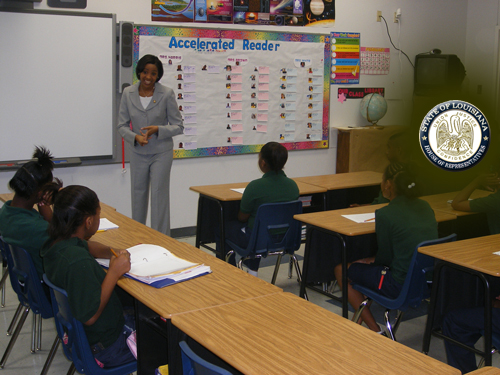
[334,126,408,173]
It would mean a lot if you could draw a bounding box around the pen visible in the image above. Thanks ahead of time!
[97,229,106,233]
[110,248,119,257]
[364,217,375,222]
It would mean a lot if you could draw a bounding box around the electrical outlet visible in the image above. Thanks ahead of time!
[377,10,382,22]
[394,8,401,23]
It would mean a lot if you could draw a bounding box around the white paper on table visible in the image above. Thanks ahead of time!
[231,188,245,194]
[98,218,119,231]
[341,213,376,223]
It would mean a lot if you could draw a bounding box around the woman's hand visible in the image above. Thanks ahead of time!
[135,132,149,146]
[141,126,159,138]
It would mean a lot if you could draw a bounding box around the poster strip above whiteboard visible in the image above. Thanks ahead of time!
[134,26,330,158]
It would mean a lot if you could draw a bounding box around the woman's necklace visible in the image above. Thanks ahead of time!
[139,85,155,98]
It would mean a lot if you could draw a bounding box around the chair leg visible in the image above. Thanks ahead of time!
[237,257,244,270]
[0,306,30,368]
[31,311,37,353]
[225,250,235,263]
[291,255,308,301]
[383,309,399,341]
[288,256,293,279]
[271,254,283,285]
[0,265,7,308]
[66,363,77,375]
[391,310,404,338]
[40,336,61,375]
[478,347,498,369]
[37,314,42,351]
[352,298,370,324]
[7,303,23,335]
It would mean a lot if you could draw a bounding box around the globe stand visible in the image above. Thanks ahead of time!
[367,122,384,130]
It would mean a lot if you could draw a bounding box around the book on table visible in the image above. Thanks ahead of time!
[96,244,211,288]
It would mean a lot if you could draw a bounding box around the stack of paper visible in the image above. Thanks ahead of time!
[96,244,211,288]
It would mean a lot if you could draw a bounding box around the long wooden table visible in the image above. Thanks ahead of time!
[293,171,382,209]
[419,234,500,367]
[94,206,282,374]
[295,204,457,318]
[172,292,460,375]
[189,179,327,260]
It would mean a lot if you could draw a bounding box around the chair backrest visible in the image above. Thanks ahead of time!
[396,233,457,311]
[179,340,232,375]
[42,275,136,375]
[5,242,52,319]
[241,200,303,258]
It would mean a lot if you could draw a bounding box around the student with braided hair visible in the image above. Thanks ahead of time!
[334,162,438,333]
[0,146,62,278]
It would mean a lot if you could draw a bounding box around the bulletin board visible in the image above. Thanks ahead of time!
[134,26,330,158]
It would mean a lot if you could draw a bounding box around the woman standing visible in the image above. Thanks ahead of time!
[118,54,184,235]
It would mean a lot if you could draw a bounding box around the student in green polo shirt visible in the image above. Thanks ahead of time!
[41,185,135,368]
[0,146,62,279]
[223,142,299,276]
[335,162,438,333]
[451,172,500,234]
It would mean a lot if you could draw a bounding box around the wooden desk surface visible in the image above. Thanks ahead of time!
[94,208,282,318]
[172,292,459,375]
[420,190,492,217]
[294,204,456,237]
[466,367,500,375]
[418,234,500,277]
[293,171,382,191]
[189,179,326,201]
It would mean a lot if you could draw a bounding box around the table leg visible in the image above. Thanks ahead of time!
[299,226,348,318]
[422,261,444,354]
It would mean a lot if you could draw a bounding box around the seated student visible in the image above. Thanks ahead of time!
[334,162,438,333]
[221,142,299,276]
[0,146,62,279]
[41,185,135,368]
[443,173,500,373]
[451,172,500,234]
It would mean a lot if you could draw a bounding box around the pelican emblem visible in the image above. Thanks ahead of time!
[436,114,474,156]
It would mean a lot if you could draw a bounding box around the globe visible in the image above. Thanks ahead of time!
[360,93,387,127]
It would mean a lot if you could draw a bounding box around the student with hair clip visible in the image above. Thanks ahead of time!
[0,146,62,278]
[334,162,438,333]
[118,54,184,236]
[220,142,299,276]
[41,185,135,368]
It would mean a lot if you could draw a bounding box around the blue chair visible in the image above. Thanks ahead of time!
[224,201,306,291]
[351,233,457,341]
[0,242,56,369]
[43,275,137,375]
[179,340,232,375]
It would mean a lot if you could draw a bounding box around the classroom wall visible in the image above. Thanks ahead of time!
[464,0,500,111]
[0,0,474,230]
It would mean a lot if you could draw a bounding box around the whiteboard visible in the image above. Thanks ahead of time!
[0,10,115,162]
[134,26,330,158]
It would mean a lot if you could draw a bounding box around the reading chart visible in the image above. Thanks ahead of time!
[134,26,330,158]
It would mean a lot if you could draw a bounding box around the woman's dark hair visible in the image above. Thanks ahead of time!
[48,185,100,241]
[136,54,164,82]
[383,162,420,199]
[260,142,288,173]
[9,146,62,200]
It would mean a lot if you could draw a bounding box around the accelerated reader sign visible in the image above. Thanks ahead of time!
[419,100,490,171]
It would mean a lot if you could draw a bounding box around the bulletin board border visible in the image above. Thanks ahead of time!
[133,25,330,158]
